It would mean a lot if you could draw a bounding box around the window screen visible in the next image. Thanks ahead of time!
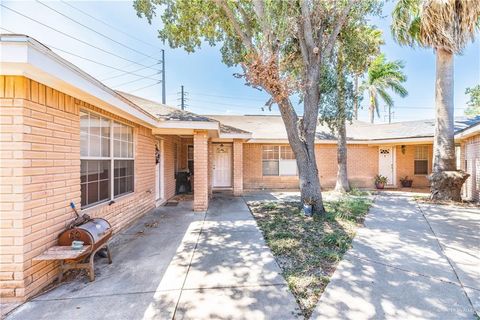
[414,146,429,175]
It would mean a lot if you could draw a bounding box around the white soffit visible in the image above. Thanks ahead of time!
[0,35,159,128]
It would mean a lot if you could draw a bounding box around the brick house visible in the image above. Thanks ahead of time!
[0,35,479,302]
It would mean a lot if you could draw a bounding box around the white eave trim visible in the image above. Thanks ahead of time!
[219,132,252,139]
[246,136,435,144]
[155,120,219,130]
[454,123,480,139]
[0,35,159,128]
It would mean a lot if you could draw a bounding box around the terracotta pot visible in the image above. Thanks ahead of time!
[375,182,385,189]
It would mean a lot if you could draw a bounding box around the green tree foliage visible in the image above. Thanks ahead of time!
[133,0,376,214]
[465,85,480,116]
[363,54,408,123]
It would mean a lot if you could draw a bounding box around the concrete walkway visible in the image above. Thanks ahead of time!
[312,193,479,320]
[7,194,299,320]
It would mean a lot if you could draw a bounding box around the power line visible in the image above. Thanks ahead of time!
[59,0,161,50]
[45,45,162,81]
[101,62,161,81]
[0,4,157,70]
[192,98,265,109]
[111,71,161,88]
[36,0,159,61]
[189,91,267,102]
[129,81,162,93]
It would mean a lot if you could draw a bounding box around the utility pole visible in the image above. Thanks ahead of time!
[161,49,166,104]
[178,85,188,110]
[385,104,394,123]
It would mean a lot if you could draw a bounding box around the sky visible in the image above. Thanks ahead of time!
[1,0,479,123]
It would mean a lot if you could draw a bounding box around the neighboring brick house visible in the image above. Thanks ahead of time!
[0,35,479,302]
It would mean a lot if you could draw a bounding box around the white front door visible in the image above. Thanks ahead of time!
[213,144,232,188]
[155,140,164,205]
[379,146,395,186]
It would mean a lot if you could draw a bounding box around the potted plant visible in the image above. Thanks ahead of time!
[400,176,413,188]
[374,175,388,189]
[303,197,314,217]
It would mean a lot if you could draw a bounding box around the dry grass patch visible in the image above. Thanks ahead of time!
[247,193,373,318]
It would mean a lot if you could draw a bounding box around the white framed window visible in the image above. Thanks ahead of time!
[262,145,297,176]
[80,110,134,208]
[414,145,429,175]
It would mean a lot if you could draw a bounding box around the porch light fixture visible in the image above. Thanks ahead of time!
[401,145,406,155]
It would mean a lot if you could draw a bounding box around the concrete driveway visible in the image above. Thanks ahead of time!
[312,193,479,320]
[6,194,299,320]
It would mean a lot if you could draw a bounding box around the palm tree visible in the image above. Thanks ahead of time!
[363,54,408,123]
[391,0,479,201]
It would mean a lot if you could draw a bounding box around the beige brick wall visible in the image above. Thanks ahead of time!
[243,143,378,190]
[242,142,438,190]
[463,134,479,202]
[193,131,209,212]
[0,76,156,301]
[395,144,432,187]
[233,140,243,196]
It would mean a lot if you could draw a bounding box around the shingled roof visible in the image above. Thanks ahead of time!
[207,115,480,141]
[118,91,249,135]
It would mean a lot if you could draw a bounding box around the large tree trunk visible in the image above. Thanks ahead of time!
[335,118,350,192]
[277,97,325,215]
[369,95,375,123]
[432,49,456,172]
[335,52,350,192]
[429,48,469,201]
[353,75,359,120]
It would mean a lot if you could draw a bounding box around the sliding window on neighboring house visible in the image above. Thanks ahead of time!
[262,146,297,176]
[80,110,134,208]
[414,146,428,175]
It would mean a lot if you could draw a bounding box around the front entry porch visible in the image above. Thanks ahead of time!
[154,130,244,213]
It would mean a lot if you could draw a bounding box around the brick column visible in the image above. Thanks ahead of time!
[208,141,213,197]
[233,139,244,196]
[193,131,209,212]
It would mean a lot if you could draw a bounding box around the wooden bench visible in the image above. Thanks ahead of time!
[33,244,112,282]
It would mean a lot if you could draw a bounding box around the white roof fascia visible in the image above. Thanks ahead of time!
[0,36,159,128]
[454,123,480,140]
[246,137,434,144]
[218,132,252,139]
[155,120,219,130]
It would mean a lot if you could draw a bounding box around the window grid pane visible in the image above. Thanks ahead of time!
[113,122,134,159]
[415,146,428,160]
[80,160,110,207]
[280,146,295,160]
[80,110,135,208]
[114,160,134,197]
[262,146,279,160]
[262,160,279,176]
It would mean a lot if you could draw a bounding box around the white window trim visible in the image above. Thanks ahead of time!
[414,145,429,176]
[80,109,135,209]
[262,145,297,177]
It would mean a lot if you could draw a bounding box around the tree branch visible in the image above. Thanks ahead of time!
[214,0,254,51]
[300,0,315,53]
[324,0,356,59]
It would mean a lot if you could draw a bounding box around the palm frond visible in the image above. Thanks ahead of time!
[377,88,394,109]
[393,0,480,52]
[387,80,408,98]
